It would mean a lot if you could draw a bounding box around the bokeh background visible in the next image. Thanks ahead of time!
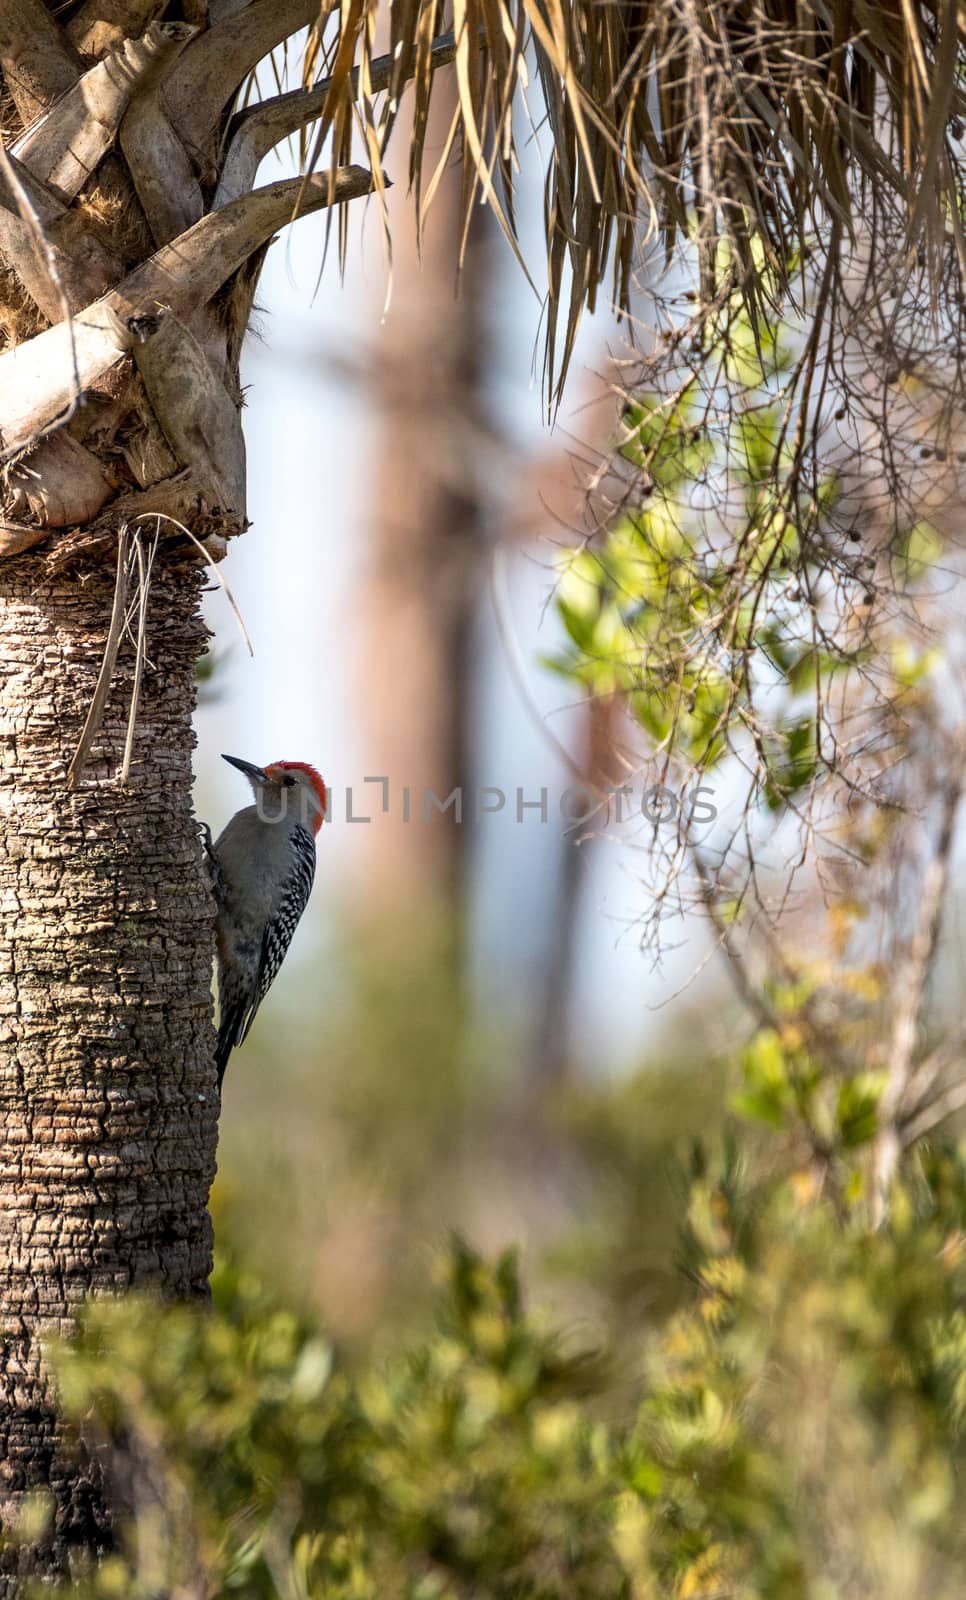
[191,116,735,1347]
[25,12,966,1593]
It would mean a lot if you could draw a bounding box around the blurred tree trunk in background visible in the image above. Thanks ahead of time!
[361,129,622,1087]
[360,95,495,929]
[529,696,621,1087]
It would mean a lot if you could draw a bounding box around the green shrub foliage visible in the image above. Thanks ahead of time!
[27,1137,966,1599]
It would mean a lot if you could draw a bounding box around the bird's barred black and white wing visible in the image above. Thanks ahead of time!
[251,824,316,1017]
[215,824,316,1084]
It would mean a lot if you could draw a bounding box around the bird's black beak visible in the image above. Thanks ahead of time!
[222,754,268,785]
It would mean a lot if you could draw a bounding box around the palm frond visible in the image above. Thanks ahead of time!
[282,0,966,399]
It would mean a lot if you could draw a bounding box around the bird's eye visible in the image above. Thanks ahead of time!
[282,775,296,787]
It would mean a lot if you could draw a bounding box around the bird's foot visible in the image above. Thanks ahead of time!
[197,820,226,901]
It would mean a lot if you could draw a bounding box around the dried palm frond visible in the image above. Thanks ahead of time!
[290,0,966,402]
[7,1,963,405]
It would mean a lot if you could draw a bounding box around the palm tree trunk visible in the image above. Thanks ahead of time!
[0,549,217,1578]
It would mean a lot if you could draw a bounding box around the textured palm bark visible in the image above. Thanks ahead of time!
[0,552,217,1582]
[0,8,273,1565]
[0,4,227,1566]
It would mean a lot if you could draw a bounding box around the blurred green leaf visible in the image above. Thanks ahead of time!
[836,1073,886,1149]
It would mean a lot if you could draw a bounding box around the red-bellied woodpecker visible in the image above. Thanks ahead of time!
[205,754,328,1088]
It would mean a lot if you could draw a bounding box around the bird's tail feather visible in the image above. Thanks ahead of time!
[215,1001,247,1090]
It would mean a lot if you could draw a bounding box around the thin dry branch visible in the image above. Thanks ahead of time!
[120,521,157,784]
[133,509,254,645]
[691,843,860,1087]
[691,847,782,1037]
[67,525,131,790]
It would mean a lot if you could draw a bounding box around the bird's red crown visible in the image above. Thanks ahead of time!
[264,761,328,834]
